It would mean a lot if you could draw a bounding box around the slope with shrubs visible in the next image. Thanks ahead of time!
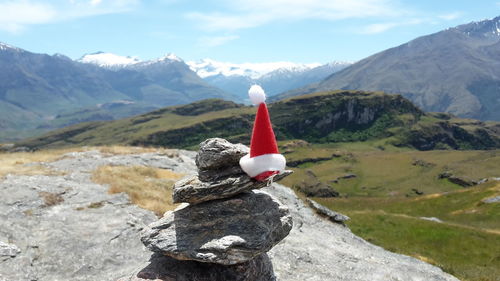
[16,90,500,151]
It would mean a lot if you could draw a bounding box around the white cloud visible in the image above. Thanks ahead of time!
[187,0,406,31]
[360,22,399,34]
[438,12,462,21]
[0,0,139,33]
[359,18,424,34]
[0,1,56,32]
[90,0,103,6]
[199,35,239,47]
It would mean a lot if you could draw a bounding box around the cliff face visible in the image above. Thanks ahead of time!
[0,147,458,281]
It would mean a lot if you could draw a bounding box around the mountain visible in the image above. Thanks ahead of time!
[277,16,500,121]
[17,91,500,151]
[0,43,234,141]
[187,59,351,99]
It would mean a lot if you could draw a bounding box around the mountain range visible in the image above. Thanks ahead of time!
[0,44,346,141]
[0,45,232,141]
[187,59,351,99]
[277,16,500,121]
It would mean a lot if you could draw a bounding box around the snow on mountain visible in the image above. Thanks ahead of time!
[187,59,322,79]
[0,42,22,52]
[78,52,140,67]
[454,16,500,38]
[78,52,184,69]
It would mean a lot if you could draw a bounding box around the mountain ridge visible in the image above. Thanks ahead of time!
[276,16,500,121]
[0,42,234,141]
[188,58,351,98]
[16,91,500,151]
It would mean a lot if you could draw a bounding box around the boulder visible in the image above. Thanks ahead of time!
[141,190,293,265]
[118,253,275,281]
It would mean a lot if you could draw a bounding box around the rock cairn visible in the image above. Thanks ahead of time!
[126,138,293,281]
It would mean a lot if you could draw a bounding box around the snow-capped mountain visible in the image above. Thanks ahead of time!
[78,52,183,69]
[187,59,351,98]
[78,52,140,68]
[186,59,322,79]
[0,42,23,52]
[453,15,500,38]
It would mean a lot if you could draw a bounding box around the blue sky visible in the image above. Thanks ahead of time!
[0,0,499,63]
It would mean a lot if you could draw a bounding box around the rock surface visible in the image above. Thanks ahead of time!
[0,150,195,281]
[142,190,293,265]
[306,198,350,224]
[0,242,20,260]
[0,148,459,281]
[173,171,292,204]
[117,253,275,281]
[195,138,249,172]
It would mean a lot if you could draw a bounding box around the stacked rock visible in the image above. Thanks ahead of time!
[129,138,293,281]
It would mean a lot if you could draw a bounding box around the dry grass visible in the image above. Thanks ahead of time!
[91,165,184,216]
[39,191,64,207]
[0,145,179,179]
[0,148,77,178]
[96,145,179,157]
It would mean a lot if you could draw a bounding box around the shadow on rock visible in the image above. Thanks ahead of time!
[121,253,275,281]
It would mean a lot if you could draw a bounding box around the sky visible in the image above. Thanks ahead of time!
[0,0,499,64]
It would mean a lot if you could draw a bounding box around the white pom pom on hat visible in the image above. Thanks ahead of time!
[248,84,266,105]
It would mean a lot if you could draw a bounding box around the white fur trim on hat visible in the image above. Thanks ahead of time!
[239,153,286,178]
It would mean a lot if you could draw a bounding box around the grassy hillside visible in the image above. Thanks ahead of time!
[281,141,500,281]
[17,90,500,151]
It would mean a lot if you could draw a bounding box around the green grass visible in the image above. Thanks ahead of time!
[342,212,499,281]
[281,142,500,281]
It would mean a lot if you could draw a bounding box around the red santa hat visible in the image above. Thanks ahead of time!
[239,85,286,181]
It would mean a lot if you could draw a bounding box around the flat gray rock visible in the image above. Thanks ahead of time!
[172,170,292,204]
[141,190,293,265]
[117,253,275,281]
[195,138,249,173]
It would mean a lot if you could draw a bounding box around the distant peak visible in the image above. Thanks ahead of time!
[187,59,327,79]
[158,53,182,62]
[0,42,22,52]
[453,16,500,37]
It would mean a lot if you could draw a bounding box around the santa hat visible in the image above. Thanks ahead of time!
[239,85,286,181]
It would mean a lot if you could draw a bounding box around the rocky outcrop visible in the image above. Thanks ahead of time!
[0,150,195,281]
[137,138,293,280]
[306,198,350,224]
[438,172,477,187]
[295,170,339,197]
[0,146,460,281]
